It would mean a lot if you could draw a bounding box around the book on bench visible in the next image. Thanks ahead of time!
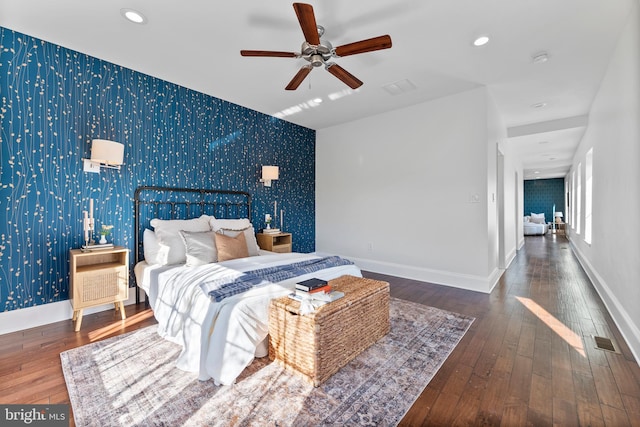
[295,278,328,292]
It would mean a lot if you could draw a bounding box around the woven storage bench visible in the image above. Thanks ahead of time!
[268,275,390,386]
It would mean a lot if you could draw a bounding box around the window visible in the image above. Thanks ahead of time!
[585,149,593,244]
[576,162,582,234]
[571,171,576,229]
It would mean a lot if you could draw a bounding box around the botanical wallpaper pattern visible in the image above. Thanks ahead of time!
[0,27,316,312]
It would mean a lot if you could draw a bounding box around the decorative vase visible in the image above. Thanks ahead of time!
[99,234,107,244]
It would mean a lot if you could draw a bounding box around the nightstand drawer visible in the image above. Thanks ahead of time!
[271,243,292,253]
[75,265,128,305]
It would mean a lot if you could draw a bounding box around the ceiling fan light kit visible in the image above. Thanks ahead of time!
[240,3,392,90]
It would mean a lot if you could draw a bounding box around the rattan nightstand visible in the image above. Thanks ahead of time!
[69,246,129,331]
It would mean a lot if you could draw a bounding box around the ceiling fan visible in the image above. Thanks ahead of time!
[240,3,392,90]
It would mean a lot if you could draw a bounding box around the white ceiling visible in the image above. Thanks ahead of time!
[0,0,636,179]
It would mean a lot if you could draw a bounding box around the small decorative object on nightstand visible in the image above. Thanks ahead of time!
[99,224,113,244]
[69,246,129,331]
[256,232,292,253]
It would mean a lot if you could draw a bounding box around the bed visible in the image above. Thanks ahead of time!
[523,214,549,235]
[133,186,362,385]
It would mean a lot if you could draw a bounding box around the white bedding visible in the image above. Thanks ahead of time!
[523,222,549,235]
[135,252,362,385]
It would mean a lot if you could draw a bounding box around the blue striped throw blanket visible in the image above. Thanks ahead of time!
[200,256,354,302]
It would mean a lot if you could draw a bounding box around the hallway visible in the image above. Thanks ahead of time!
[365,234,640,426]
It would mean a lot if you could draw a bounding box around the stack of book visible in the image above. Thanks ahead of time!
[288,278,344,303]
[263,228,281,234]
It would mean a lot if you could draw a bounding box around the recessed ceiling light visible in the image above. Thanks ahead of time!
[531,102,547,109]
[534,171,540,174]
[532,52,549,64]
[473,35,490,47]
[312,98,323,103]
[120,8,147,24]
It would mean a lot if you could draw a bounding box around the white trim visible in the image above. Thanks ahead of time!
[0,291,140,335]
[505,247,517,269]
[570,242,640,364]
[351,256,501,294]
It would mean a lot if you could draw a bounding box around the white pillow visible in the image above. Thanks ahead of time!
[209,218,260,256]
[530,213,545,224]
[143,229,161,265]
[150,215,212,265]
[179,230,218,267]
[523,216,531,223]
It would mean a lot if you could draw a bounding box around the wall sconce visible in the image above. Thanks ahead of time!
[83,139,125,173]
[260,165,279,187]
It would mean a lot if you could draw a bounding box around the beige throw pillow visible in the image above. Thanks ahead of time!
[215,231,249,261]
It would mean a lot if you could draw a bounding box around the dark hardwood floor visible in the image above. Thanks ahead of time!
[1,235,639,426]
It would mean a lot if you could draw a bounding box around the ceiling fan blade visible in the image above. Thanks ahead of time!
[240,50,298,58]
[334,35,392,57]
[285,66,313,90]
[293,3,320,45]
[326,63,363,89]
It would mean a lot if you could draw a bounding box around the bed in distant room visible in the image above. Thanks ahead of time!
[523,213,549,235]
[133,186,362,386]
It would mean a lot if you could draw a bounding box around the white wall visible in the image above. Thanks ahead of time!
[497,128,524,263]
[567,2,640,361]
[489,92,523,271]
[317,87,506,293]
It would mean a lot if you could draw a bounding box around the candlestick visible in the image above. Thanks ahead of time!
[274,201,277,224]
[280,209,283,230]
[83,211,89,246]
[89,199,94,220]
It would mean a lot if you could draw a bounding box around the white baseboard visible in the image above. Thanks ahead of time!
[351,256,500,294]
[570,242,640,364]
[0,291,142,335]
[505,247,517,269]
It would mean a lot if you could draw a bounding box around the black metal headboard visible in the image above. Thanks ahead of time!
[134,185,252,264]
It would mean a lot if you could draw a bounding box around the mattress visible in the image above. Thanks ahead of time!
[523,222,549,235]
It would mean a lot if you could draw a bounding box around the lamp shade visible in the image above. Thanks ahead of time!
[91,139,124,166]
[555,212,563,217]
[261,165,279,181]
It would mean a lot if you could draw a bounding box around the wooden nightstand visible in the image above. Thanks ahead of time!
[69,246,129,331]
[256,232,292,253]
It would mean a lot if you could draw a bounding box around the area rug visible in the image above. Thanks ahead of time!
[60,298,474,426]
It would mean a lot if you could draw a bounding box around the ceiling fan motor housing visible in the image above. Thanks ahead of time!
[301,40,333,67]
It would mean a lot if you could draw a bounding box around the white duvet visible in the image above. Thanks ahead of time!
[136,252,362,385]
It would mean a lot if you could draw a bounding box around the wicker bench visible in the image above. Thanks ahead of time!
[268,275,390,386]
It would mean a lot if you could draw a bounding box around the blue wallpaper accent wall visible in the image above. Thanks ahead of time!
[0,27,316,312]
[524,178,565,223]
